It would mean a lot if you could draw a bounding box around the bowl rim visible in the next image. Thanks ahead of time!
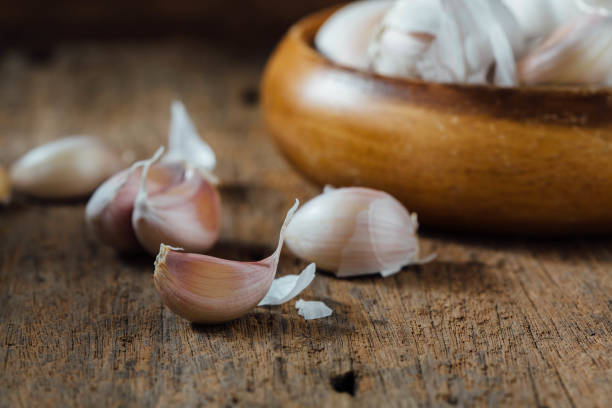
[294,5,612,97]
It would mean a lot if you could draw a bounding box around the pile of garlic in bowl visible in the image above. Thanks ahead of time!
[316,0,612,87]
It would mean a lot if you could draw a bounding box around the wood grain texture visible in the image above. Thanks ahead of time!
[262,9,612,236]
[0,40,611,407]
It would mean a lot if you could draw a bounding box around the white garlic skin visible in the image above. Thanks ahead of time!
[10,136,123,199]
[518,14,612,85]
[315,0,393,71]
[284,187,420,278]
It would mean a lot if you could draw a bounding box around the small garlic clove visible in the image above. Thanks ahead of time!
[153,201,301,324]
[10,136,123,199]
[85,160,184,252]
[132,148,221,255]
[315,0,394,71]
[162,100,216,172]
[0,166,11,204]
[295,299,333,321]
[518,14,612,85]
[285,187,431,278]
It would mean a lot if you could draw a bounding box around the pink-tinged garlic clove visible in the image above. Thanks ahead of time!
[285,187,432,278]
[315,0,393,71]
[85,161,184,252]
[9,136,123,199]
[132,148,221,255]
[518,14,612,85]
[153,201,310,324]
[0,166,10,204]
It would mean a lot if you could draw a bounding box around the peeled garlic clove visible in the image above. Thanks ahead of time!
[315,0,393,70]
[162,100,216,172]
[10,136,123,199]
[0,167,10,204]
[518,15,612,85]
[132,148,221,255]
[85,161,184,252]
[154,201,308,324]
[296,299,333,321]
[285,187,429,278]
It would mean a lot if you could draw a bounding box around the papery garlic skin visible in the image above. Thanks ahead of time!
[0,167,10,204]
[315,0,393,71]
[368,0,525,86]
[518,15,612,85]
[10,136,123,199]
[296,299,333,320]
[285,187,423,278]
[132,148,221,255]
[163,101,216,172]
[153,201,304,324]
[85,163,184,252]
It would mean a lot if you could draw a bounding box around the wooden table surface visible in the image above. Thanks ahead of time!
[0,40,611,408]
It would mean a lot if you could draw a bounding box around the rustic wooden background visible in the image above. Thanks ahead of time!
[0,38,611,407]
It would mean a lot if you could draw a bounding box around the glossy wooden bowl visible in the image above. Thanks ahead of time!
[261,7,612,236]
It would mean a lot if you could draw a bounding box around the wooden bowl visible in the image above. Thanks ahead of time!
[261,7,612,236]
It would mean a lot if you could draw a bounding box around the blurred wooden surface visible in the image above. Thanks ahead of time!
[0,40,611,407]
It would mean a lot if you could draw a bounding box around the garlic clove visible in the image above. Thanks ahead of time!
[153,201,301,324]
[0,166,10,204]
[10,136,123,199]
[258,263,316,306]
[368,0,524,86]
[85,160,184,252]
[162,100,216,172]
[295,299,333,320]
[285,187,431,278]
[132,148,221,255]
[518,14,612,85]
[315,0,393,71]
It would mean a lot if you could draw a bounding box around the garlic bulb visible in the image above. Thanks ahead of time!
[132,148,221,255]
[315,0,393,71]
[153,201,316,324]
[0,167,10,204]
[86,101,220,253]
[518,14,612,85]
[285,187,430,278]
[368,0,525,86]
[10,136,123,199]
[502,0,580,39]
